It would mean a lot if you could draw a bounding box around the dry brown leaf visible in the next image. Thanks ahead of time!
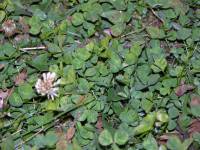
[104,29,112,36]
[55,127,68,150]
[175,81,194,97]
[0,90,8,109]
[66,126,75,142]
[14,69,27,85]
[76,95,85,106]
[157,131,183,145]
[96,115,103,132]
[0,88,13,109]
[0,90,8,100]
[188,119,200,137]
[14,34,30,44]
[0,64,5,70]
[18,17,29,33]
[190,95,200,106]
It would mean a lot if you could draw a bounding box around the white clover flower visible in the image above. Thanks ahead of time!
[35,72,60,100]
[2,19,16,37]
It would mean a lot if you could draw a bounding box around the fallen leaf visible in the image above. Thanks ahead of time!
[14,69,27,85]
[147,11,163,27]
[0,90,8,100]
[55,127,68,150]
[103,29,112,36]
[66,126,75,142]
[0,64,5,70]
[157,131,183,145]
[175,81,194,97]
[18,17,29,33]
[95,114,103,132]
[14,34,30,44]
[76,95,85,106]
[0,88,13,109]
[190,95,200,106]
[188,119,200,137]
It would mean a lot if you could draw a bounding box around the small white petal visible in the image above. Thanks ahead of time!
[52,87,59,92]
[47,72,51,79]
[42,73,47,81]
[51,72,56,79]
[53,79,60,86]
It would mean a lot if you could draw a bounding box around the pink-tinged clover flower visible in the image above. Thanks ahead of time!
[2,19,16,37]
[35,72,60,100]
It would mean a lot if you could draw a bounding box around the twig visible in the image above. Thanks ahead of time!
[150,8,164,23]
[67,31,82,38]
[16,128,44,149]
[0,98,94,144]
[19,46,47,51]
[120,27,145,38]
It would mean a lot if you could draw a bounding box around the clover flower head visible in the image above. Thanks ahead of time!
[2,19,16,37]
[35,72,60,100]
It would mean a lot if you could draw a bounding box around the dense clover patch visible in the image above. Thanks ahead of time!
[0,0,200,150]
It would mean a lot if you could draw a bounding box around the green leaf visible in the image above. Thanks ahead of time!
[143,134,158,150]
[191,105,200,117]
[29,53,48,71]
[71,58,85,69]
[85,67,96,77]
[192,28,200,41]
[99,129,113,146]
[9,92,23,107]
[156,110,169,123]
[151,58,167,72]
[78,78,90,93]
[83,3,102,22]
[110,0,126,10]
[101,10,125,24]
[1,43,17,58]
[167,136,183,150]
[0,10,5,23]
[72,12,84,26]
[83,22,95,36]
[167,119,177,130]
[108,53,122,73]
[179,15,189,26]
[177,28,191,40]
[134,112,156,135]
[46,42,62,54]
[77,123,94,140]
[182,138,193,150]
[76,48,91,61]
[146,27,165,39]
[141,99,153,113]
[87,110,98,123]
[114,129,129,145]
[62,65,76,84]
[111,23,125,36]
[168,107,179,119]
[44,131,58,147]
[119,109,138,124]
[0,134,15,150]
[125,43,142,65]
[28,16,41,35]
[34,134,45,148]
[193,133,200,144]
[18,83,34,100]
[32,8,47,20]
